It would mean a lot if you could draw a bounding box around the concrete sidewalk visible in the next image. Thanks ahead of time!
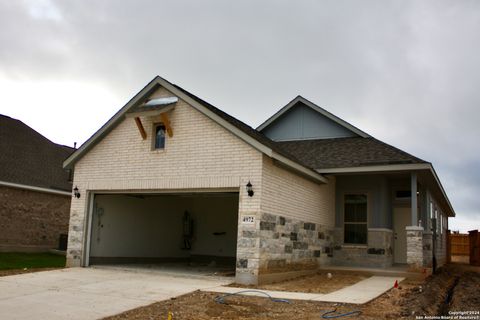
[206,276,403,304]
[0,267,231,320]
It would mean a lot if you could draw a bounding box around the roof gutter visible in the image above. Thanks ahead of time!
[316,163,432,174]
[0,180,71,196]
[272,152,328,183]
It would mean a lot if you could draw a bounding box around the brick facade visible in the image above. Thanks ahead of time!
[67,85,334,284]
[0,186,70,252]
[66,81,450,283]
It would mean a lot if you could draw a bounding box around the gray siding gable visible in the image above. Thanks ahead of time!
[261,102,359,141]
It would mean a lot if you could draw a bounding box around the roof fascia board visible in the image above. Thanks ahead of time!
[257,96,301,131]
[156,78,273,157]
[157,79,327,183]
[271,152,328,183]
[63,76,325,183]
[428,164,455,217]
[301,99,370,138]
[63,78,160,169]
[257,96,370,138]
[0,180,71,196]
[316,163,432,174]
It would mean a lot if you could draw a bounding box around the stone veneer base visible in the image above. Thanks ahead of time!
[235,212,334,285]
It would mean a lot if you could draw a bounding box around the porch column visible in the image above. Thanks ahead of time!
[407,172,423,271]
[411,172,418,226]
[406,226,424,270]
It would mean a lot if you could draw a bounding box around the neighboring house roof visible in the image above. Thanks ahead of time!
[257,96,371,138]
[0,114,74,193]
[276,137,426,169]
[63,76,327,183]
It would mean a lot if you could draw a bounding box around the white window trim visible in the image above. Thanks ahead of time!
[151,122,167,151]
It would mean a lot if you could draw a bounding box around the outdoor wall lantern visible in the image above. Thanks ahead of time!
[246,181,254,197]
[73,186,81,199]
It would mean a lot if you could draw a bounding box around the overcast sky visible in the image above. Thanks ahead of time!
[1,0,478,232]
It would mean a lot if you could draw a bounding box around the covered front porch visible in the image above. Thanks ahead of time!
[329,169,449,271]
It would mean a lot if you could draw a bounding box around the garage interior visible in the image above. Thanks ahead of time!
[88,192,239,276]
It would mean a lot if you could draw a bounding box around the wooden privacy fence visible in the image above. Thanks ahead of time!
[448,230,480,266]
[469,230,480,266]
[449,233,470,256]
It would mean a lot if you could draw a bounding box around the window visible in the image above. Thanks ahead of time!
[344,194,367,244]
[440,213,443,234]
[154,124,166,149]
[429,202,434,229]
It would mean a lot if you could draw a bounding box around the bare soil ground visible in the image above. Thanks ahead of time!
[105,264,480,320]
[228,271,368,294]
[397,264,480,317]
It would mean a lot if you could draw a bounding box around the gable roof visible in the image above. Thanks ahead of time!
[0,114,74,192]
[276,137,427,169]
[63,76,327,183]
[257,95,371,138]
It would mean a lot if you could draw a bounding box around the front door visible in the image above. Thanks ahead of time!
[393,207,411,263]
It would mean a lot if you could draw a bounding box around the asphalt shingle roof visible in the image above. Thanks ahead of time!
[0,115,75,192]
[63,77,428,175]
[172,81,424,171]
[170,82,307,165]
[276,137,427,169]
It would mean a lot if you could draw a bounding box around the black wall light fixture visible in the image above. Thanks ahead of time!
[73,186,81,198]
[246,181,254,197]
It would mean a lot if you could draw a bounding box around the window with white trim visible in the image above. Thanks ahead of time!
[154,124,166,149]
[440,212,443,234]
[344,194,367,244]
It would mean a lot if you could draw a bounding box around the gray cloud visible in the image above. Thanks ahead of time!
[0,0,479,231]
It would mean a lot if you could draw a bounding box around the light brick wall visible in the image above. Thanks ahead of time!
[66,85,335,284]
[261,156,335,227]
[67,86,264,266]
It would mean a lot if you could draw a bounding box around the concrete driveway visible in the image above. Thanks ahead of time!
[0,267,231,320]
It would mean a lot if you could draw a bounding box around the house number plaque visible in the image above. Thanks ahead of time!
[242,215,255,224]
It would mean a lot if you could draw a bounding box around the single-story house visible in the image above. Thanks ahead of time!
[64,76,454,284]
[0,114,74,252]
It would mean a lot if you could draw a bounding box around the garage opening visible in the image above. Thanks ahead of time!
[87,192,239,276]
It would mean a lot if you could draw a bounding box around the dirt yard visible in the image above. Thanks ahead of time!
[229,271,368,294]
[105,264,480,320]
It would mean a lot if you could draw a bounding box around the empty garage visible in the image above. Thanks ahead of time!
[86,192,239,271]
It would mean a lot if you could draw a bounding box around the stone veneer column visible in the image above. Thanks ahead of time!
[235,211,261,285]
[406,226,424,270]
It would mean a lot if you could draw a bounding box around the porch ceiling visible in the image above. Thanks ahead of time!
[330,168,455,218]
